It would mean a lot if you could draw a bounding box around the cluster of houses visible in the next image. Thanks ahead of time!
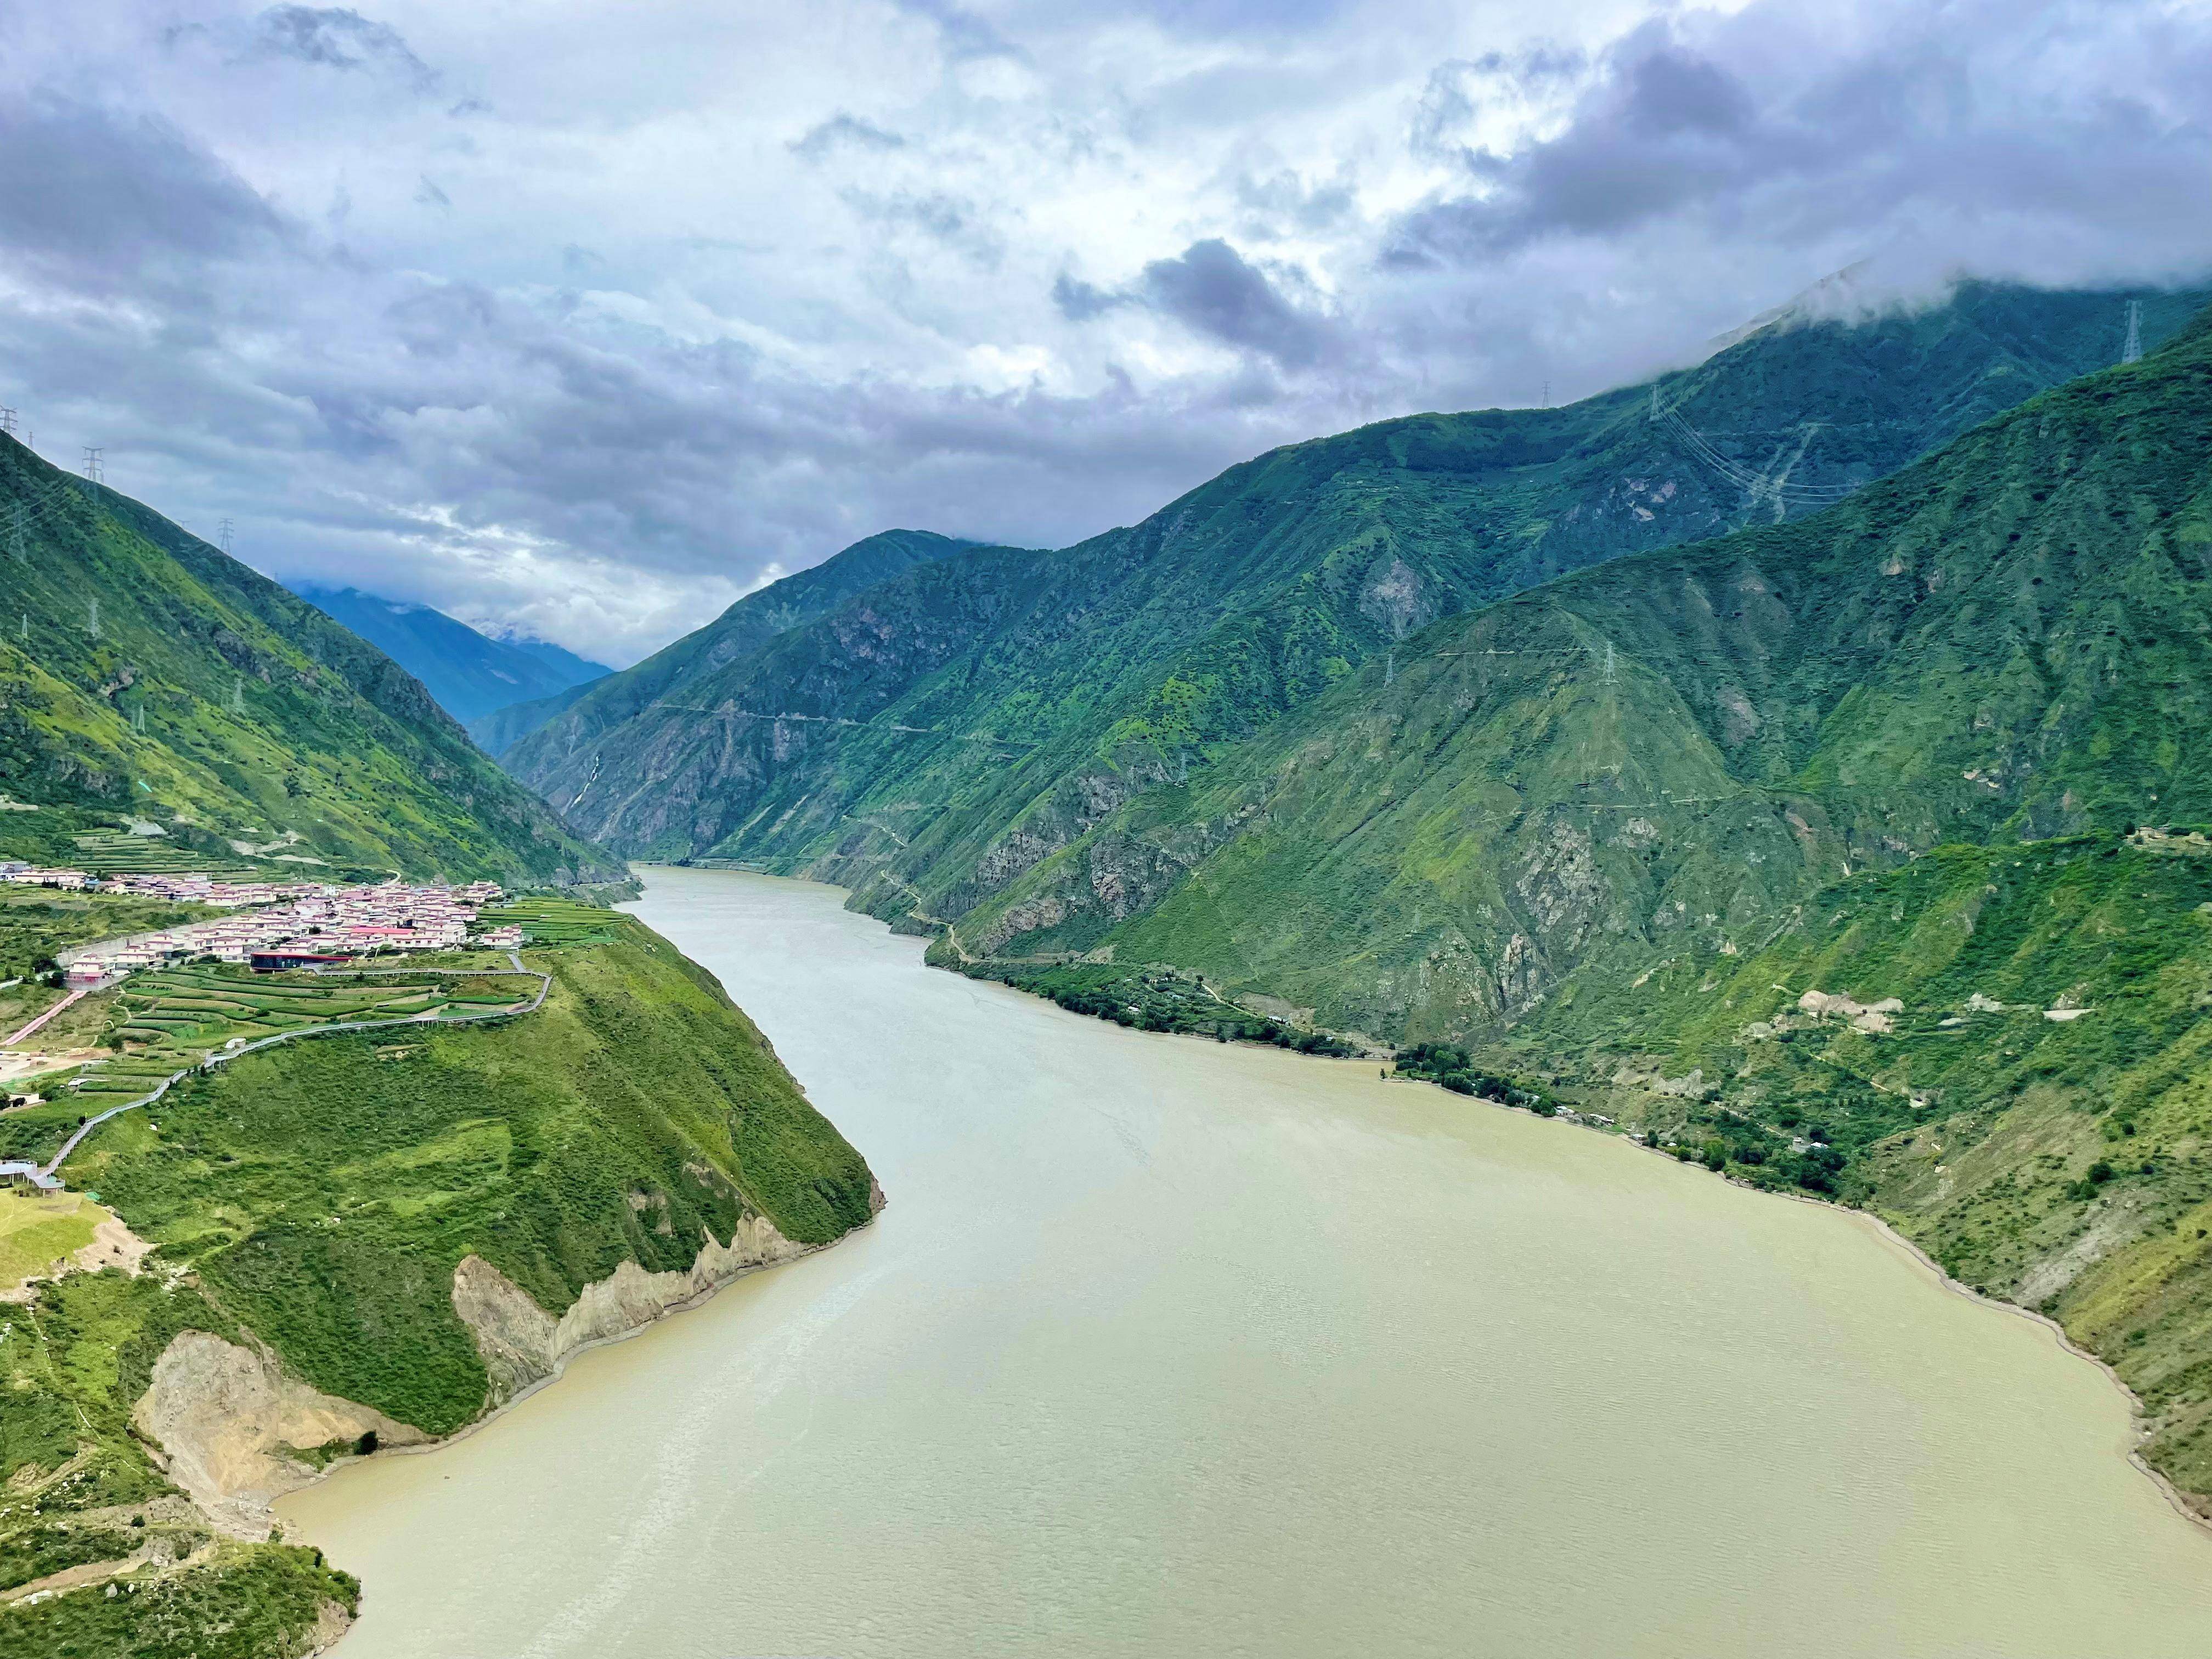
[97,873,336,907]
[39,877,525,985]
[2,865,99,891]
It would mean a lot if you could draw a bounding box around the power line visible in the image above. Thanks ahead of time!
[658,704,1036,750]
[1657,407,1860,505]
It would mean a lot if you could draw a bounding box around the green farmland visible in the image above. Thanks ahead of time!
[0,966,535,1168]
[482,895,621,945]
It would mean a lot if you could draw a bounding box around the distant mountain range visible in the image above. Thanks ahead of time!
[0,437,618,883]
[289,584,611,731]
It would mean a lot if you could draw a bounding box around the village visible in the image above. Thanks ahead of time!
[1,862,526,983]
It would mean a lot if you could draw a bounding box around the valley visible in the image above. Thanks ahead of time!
[6,278,2212,1658]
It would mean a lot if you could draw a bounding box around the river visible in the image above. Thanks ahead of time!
[279,868,2212,1656]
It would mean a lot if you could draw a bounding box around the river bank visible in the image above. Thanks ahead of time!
[277,868,2212,1659]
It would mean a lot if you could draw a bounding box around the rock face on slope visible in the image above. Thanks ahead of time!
[133,1190,889,1537]
[450,1200,874,1403]
[133,1332,430,1536]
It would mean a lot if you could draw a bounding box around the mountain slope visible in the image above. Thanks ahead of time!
[291,584,610,729]
[951,302,2212,1040]
[0,435,618,882]
[498,527,981,764]
[1491,830,2212,1510]
[498,282,2204,923]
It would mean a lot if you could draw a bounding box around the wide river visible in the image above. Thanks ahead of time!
[282,868,2212,1656]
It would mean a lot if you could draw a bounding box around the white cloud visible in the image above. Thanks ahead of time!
[0,0,2205,664]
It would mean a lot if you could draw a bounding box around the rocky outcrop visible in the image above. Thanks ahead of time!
[132,1333,428,1536]
[450,1210,827,1404]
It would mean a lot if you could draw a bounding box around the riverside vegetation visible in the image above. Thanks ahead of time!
[494,284,2212,1515]
[0,903,877,1652]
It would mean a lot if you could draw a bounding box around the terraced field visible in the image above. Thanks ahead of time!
[66,831,260,877]
[482,896,621,946]
[83,965,533,1096]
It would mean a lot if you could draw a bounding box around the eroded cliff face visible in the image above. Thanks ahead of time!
[452,1193,882,1404]
[132,1192,887,1544]
[132,1331,428,1537]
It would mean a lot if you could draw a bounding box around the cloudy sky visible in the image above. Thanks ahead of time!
[4,1,2209,663]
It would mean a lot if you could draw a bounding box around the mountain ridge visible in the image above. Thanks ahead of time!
[0,436,619,883]
[945,300,2212,1038]
[290,583,611,730]
[495,280,2207,928]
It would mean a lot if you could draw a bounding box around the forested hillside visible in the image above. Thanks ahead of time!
[496,283,2202,935]
[953,303,2212,1039]
[494,527,981,761]
[0,434,618,883]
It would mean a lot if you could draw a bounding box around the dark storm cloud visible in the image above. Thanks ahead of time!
[1389,7,2212,267]
[1138,240,1341,369]
[247,5,437,90]
[0,95,289,286]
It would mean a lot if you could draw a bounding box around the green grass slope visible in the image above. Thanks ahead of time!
[0,903,876,1650]
[498,283,2202,929]
[0,1264,358,1655]
[957,302,2212,1041]
[1496,830,2212,1510]
[0,433,618,883]
[60,911,877,1435]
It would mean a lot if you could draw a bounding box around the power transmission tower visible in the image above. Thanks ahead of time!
[1649,386,1661,422]
[1541,379,1551,408]
[86,598,99,641]
[81,447,103,484]
[218,518,234,556]
[131,704,145,736]
[229,674,245,715]
[2122,299,2144,365]
[1604,641,1617,686]
[0,408,15,437]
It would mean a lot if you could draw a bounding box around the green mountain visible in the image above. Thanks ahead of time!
[0,434,618,883]
[952,301,2212,1039]
[291,583,610,729]
[495,527,981,766]
[917,300,2212,1514]
[466,675,600,757]
[496,282,2202,928]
